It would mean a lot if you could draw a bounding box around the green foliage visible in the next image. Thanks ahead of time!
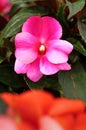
[10,0,37,4]
[0,0,86,101]
[0,98,8,114]
[66,0,85,19]
[24,74,60,89]
[67,38,86,56]
[78,12,86,43]
[58,61,86,101]
[0,6,48,63]
[56,4,69,30]
[0,6,48,40]
[0,64,27,89]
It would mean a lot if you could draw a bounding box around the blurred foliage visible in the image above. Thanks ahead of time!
[0,98,8,114]
[0,0,86,102]
[58,61,86,101]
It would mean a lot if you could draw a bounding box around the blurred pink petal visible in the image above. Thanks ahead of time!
[0,116,18,130]
[14,59,28,74]
[0,0,11,17]
[3,4,11,13]
[27,58,43,82]
[40,56,59,75]
[40,116,63,130]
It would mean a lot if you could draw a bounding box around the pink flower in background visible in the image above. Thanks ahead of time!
[0,0,11,13]
[0,0,11,20]
[14,16,73,82]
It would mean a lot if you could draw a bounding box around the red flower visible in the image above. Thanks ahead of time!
[1,90,86,130]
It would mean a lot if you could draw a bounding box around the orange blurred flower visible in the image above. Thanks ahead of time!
[0,90,86,130]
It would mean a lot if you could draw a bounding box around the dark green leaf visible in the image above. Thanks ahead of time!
[0,39,14,63]
[56,4,69,30]
[67,38,86,56]
[10,0,38,4]
[66,0,85,19]
[0,47,7,63]
[0,16,7,31]
[0,64,26,88]
[0,98,8,114]
[0,6,48,41]
[9,4,25,17]
[78,12,86,43]
[24,74,61,94]
[58,61,86,101]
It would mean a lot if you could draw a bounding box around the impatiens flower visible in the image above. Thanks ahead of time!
[1,90,86,130]
[14,16,73,82]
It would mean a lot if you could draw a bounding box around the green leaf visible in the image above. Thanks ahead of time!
[58,61,86,101]
[66,0,85,19]
[9,4,26,17]
[78,12,86,43]
[56,4,69,30]
[0,98,8,114]
[0,6,48,41]
[0,64,26,89]
[0,47,7,63]
[24,74,61,95]
[67,38,86,56]
[0,39,14,63]
[10,0,38,4]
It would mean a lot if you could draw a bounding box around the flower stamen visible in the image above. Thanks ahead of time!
[38,44,46,55]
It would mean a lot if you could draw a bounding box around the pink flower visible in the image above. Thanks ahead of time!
[0,0,11,13]
[14,16,73,82]
[0,0,11,20]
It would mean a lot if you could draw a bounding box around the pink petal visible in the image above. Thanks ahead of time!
[48,40,73,54]
[40,16,62,41]
[0,0,9,5]
[40,56,59,75]
[27,58,43,82]
[14,59,28,74]
[22,16,42,38]
[4,4,11,13]
[40,116,63,130]
[57,63,71,70]
[0,116,18,130]
[15,48,37,64]
[22,16,62,42]
[46,49,68,64]
[0,0,11,13]
[15,32,38,64]
[15,32,38,48]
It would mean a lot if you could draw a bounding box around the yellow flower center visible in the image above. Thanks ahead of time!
[39,44,46,55]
